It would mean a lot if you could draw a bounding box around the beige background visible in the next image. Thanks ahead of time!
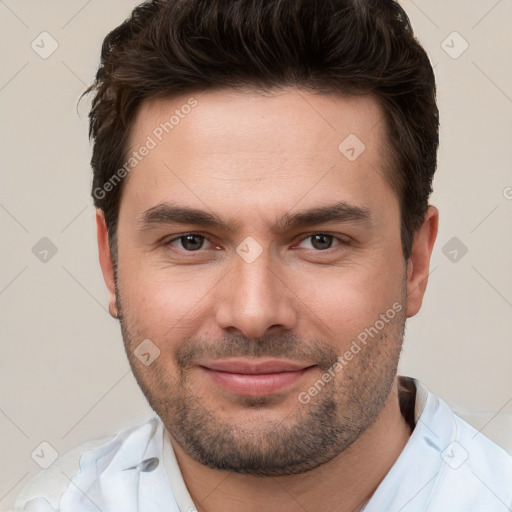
[1,0,511,508]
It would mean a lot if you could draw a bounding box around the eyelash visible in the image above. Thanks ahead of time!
[163,232,349,254]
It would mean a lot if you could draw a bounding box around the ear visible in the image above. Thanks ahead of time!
[406,205,439,318]
[96,209,118,319]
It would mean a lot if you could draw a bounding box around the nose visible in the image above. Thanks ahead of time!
[215,247,298,339]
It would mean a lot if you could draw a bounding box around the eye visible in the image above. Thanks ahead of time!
[296,234,345,251]
[166,233,213,252]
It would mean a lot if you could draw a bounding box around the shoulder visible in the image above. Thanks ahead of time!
[417,380,512,509]
[379,377,512,511]
[8,436,115,511]
[433,409,512,505]
[8,416,162,512]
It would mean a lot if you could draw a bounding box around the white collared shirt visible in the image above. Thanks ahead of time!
[9,377,512,511]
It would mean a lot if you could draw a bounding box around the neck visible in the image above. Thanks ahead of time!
[169,377,412,512]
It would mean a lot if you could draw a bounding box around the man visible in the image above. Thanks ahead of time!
[10,0,512,511]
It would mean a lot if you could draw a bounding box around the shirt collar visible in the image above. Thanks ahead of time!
[158,375,431,512]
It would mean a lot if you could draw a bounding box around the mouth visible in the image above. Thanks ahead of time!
[197,358,317,396]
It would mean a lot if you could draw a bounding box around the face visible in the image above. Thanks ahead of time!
[98,88,432,476]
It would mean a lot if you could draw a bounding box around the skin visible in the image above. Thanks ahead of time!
[97,87,438,512]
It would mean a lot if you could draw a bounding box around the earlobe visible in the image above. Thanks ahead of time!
[406,205,439,318]
[96,209,119,319]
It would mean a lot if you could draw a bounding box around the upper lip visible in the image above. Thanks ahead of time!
[198,358,315,374]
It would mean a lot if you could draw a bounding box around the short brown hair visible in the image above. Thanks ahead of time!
[81,0,439,260]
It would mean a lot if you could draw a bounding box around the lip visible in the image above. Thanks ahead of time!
[198,358,316,396]
[200,358,314,374]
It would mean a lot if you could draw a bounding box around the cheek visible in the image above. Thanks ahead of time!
[298,252,405,338]
[117,258,218,343]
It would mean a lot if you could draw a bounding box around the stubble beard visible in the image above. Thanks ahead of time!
[115,281,407,476]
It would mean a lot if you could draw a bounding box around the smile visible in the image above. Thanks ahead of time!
[198,358,317,396]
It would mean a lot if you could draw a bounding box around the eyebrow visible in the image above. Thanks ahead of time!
[138,200,373,233]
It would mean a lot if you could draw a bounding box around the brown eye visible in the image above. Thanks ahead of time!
[297,234,343,251]
[168,234,208,251]
[310,234,334,250]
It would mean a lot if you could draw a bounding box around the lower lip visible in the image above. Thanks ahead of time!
[200,366,315,396]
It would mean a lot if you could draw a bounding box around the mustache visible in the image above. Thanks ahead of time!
[174,333,340,372]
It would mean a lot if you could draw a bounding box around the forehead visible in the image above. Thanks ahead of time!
[121,88,396,225]
[131,87,386,157]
